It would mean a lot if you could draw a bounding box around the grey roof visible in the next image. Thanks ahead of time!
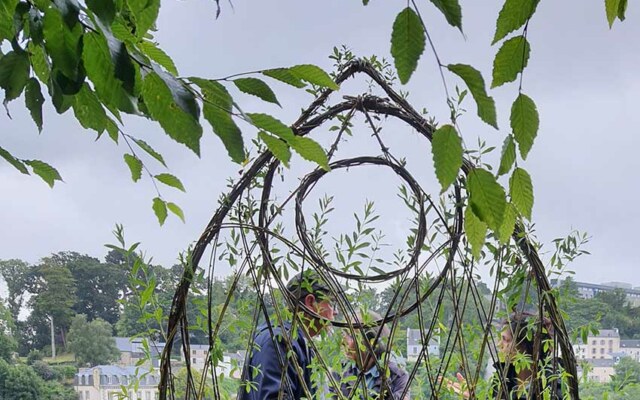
[621,340,640,348]
[593,329,620,338]
[77,365,150,377]
[582,359,616,368]
[114,337,166,355]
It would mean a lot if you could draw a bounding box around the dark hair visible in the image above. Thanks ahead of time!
[505,311,554,360]
[286,270,332,302]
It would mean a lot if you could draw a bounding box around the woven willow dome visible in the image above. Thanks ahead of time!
[158,60,579,400]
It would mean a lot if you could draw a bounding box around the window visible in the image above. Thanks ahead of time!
[601,340,605,345]
[79,392,83,400]
[193,358,197,364]
[85,391,90,400]
[192,350,196,355]
[609,340,613,346]
[600,348,605,354]
[592,340,597,345]
[146,392,152,400]
[592,348,596,354]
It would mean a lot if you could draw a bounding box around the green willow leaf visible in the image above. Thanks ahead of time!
[167,202,185,222]
[447,64,498,128]
[509,167,534,220]
[390,7,425,84]
[0,146,29,174]
[464,206,487,260]
[152,197,167,226]
[428,0,462,31]
[0,51,30,102]
[259,131,291,167]
[24,160,63,188]
[288,136,329,171]
[233,77,280,106]
[43,7,82,80]
[262,68,306,88]
[0,0,19,41]
[605,0,620,27]
[139,40,178,75]
[25,78,45,132]
[289,64,339,90]
[497,203,517,244]
[497,135,516,176]
[142,72,202,155]
[132,138,167,167]
[510,93,538,159]
[246,113,294,141]
[492,35,530,88]
[618,0,628,21]
[431,124,463,192]
[123,154,143,182]
[191,78,245,163]
[468,168,507,232]
[493,0,540,44]
[155,173,185,192]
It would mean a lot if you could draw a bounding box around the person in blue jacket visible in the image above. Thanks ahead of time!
[239,270,338,400]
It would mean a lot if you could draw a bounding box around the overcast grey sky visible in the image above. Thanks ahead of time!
[1,1,638,288]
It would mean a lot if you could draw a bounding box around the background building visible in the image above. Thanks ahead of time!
[406,328,439,361]
[74,365,159,400]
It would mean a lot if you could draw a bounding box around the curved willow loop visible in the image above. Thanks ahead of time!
[158,60,579,400]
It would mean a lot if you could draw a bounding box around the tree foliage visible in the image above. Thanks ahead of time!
[67,314,120,367]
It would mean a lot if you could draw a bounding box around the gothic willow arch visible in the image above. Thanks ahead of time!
[159,59,579,400]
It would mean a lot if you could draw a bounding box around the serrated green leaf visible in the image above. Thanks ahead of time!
[428,0,462,31]
[497,135,516,176]
[289,64,339,90]
[493,0,540,44]
[465,206,487,260]
[233,77,280,106]
[152,197,167,226]
[0,146,29,174]
[467,168,507,232]
[0,51,30,102]
[288,136,329,171]
[24,159,63,187]
[167,202,185,222]
[447,64,498,128]
[618,0,628,20]
[128,0,160,39]
[83,31,129,110]
[24,78,44,132]
[86,0,115,25]
[43,7,82,80]
[139,40,178,75]
[72,84,108,134]
[123,154,142,182]
[192,78,246,163]
[497,203,516,244]
[246,113,294,141]
[390,7,425,84]
[142,72,202,155]
[510,93,538,159]
[132,138,167,167]
[431,124,463,191]
[0,0,19,41]
[155,173,185,192]
[509,167,534,220]
[153,68,199,120]
[259,131,291,168]
[28,43,50,82]
[605,0,620,27]
[262,68,306,88]
[492,36,530,88]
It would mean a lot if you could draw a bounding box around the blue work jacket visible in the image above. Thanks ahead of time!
[239,322,315,400]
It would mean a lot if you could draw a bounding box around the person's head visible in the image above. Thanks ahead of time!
[286,270,337,336]
[498,312,553,362]
[344,311,390,370]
